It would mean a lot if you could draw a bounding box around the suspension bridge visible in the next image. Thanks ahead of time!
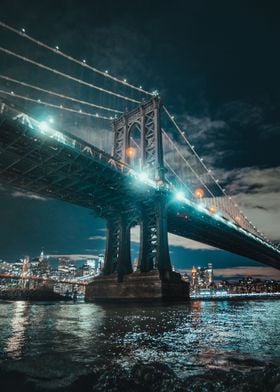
[0,21,279,300]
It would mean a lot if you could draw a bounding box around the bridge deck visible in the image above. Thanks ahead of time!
[0,101,279,270]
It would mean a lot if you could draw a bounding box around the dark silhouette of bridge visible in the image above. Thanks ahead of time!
[0,99,279,275]
[0,20,279,299]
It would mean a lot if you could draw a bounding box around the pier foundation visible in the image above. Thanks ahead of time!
[85,271,189,302]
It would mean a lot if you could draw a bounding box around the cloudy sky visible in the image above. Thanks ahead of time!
[0,0,280,280]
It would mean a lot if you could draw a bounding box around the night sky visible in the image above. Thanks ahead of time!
[0,0,280,279]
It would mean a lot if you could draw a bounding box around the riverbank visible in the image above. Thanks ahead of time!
[1,361,280,392]
[190,292,280,301]
[0,286,70,301]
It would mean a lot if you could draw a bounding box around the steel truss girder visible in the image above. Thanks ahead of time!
[2,100,278,273]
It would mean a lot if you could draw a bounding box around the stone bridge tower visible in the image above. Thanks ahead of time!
[86,98,188,301]
[102,97,171,279]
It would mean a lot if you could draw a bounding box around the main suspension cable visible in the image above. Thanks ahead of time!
[0,89,113,120]
[0,21,153,97]
[162,129,215,198]
[163,105,264,238]
[0,46,140,104]
[0,75,123,114]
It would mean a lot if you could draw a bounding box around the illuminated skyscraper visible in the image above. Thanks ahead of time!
[192,266,198,286]
[205,263,214,285]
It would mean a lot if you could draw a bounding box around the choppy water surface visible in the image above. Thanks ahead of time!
[0,299,279,388]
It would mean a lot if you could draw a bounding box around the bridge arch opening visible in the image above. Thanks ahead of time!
[127,122,141,169]
[130,225,140,272]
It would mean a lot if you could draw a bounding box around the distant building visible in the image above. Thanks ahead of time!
[205,263,214,285]
[58,257,71,270]
[37,249,51,276]
[191,263,214,288]
[21,256,31,276]
[191,266,198,286]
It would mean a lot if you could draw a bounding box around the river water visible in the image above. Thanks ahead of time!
[0,299,279,389]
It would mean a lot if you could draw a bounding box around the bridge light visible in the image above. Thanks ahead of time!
[209,205,217,213]
[126,147,136,158]
[194,188,204,199]
[138,172,148,182]
[38,121,49,132]
[175,191,185,201]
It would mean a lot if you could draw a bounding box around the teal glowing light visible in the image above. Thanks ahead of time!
[38,121,49,132]
[175,191,185,201]
[138,172,148,182]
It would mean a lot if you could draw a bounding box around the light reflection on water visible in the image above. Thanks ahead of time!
[0,299,279,387]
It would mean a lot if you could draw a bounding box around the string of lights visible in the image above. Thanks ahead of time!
[162,129,215,198]
[164,160,193,194]
[0,75,123,114]
[0,89,113,120]
[0,23,269,242]
[162,105,264,239]
[0,21,152,97]
[0,46,141,104]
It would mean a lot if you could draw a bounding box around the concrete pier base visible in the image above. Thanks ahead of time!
[85,271,189,302]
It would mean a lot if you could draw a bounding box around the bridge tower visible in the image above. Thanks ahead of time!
[86,97,188,301]
[103,97,171,279]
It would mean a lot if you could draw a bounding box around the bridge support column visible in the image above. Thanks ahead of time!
[155,196,172,277]
[139,207,156,272]
[138,198,171,275]
[116,214,133,280]
[103,217,120,275]
[103,214,133,279]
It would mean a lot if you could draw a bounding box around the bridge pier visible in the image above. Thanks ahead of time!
[85,97,189,302]
[85,270,189,302]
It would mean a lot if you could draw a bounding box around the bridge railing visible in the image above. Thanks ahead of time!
[0,99,133,174]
